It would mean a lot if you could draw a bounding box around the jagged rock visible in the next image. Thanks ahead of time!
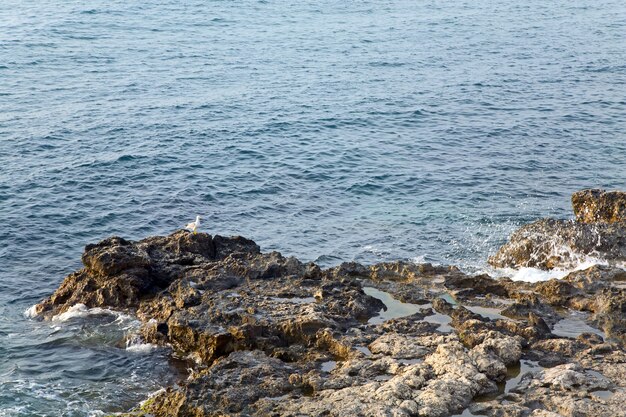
[476,331,522,366]
[563,265,626,291]
[258,340,504,417]
[488,218,626,269]
[82,236,151,276]
[532,338,584,357]
[432,297,455,315]
[591,287,626,343]
[368,333,453,359]
[534,363,611,391]
[444,273,511,298]
[535,279,578,304]
[572,189,626,224]
[31,219,626,417]
[489,189,626,270]
[143,350,299,416]
[35,231,263,318]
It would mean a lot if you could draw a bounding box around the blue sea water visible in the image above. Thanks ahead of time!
[1,0,625,414]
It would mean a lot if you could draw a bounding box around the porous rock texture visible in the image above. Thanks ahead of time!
[489,189,626,270]
[572,189,626,224]
[33,191,626,417]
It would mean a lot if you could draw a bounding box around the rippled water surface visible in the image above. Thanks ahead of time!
[1,0,625,414]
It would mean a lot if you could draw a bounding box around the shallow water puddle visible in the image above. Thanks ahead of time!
[270,297,317,304]
[364,287,453,332]
[552,315,605,339]
[355,346,372,356]
[475,360,542,402]
[399,358,423,365]
[363,287,514,332]
[591,389,615,400]
[476,297,515,306]
[450,409,483,417]
[503,360,542,392]
[321,361,337,372]
[423,311,453,333]
[440,293,458,305]
[363,287,424,324]
[466,306,508,321]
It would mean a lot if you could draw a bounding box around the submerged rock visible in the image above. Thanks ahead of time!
[33,202,626,417]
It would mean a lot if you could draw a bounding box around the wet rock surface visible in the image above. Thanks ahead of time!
[33,193,626,416]
[490,189,626,270]
[488,219,626,270]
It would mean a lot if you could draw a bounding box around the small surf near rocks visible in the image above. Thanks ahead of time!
[29,189,626,417]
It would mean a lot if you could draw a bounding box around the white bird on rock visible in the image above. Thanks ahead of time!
[185,215,201,234]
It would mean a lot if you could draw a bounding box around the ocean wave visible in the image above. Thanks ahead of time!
[23,304,38,319]
[491,257,626,283]
[51,304,122,322]
[126,341,158,354]
[125,334,158,354]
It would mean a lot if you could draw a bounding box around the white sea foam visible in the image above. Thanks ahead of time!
[51,304,118,322]
[411,254,427,264]
[362,244,390,257]
[139,388,166,407]
[108,312,140,330]
[125,332,160,353]
[23,304,38,318]
[508,267,567,283]
[126,341,158,353]
[490,256,625,283]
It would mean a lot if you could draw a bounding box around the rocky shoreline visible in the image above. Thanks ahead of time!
[33,190,626,417]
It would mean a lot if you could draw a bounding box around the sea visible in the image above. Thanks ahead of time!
[1,0,625,415]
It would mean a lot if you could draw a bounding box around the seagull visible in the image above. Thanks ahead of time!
[185,215,201,234]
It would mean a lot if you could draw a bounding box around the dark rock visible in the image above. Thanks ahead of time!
[502,295,557,323]
[592,287,626,343]
[490,189,626,270]
[528,312,552,335]
[444,273,511,298]
[488,218,626,270]
[333,261,369,277]
[143,350,299,416]
[535,280,578,305]
[31,224,626,417]
[82,236,150,276]
[563,265,626,292]
[432,297,455,315]
[35,231,268,318]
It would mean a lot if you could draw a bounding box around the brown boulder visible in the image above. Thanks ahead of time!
[82,236,151,276]
[34,231,265,319]
[572,189,626,224]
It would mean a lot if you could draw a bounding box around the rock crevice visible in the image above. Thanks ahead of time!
[32,190,626,417]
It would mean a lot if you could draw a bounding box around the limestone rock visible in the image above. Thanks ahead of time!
[572,189,626,224]
[30,219,626,417]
